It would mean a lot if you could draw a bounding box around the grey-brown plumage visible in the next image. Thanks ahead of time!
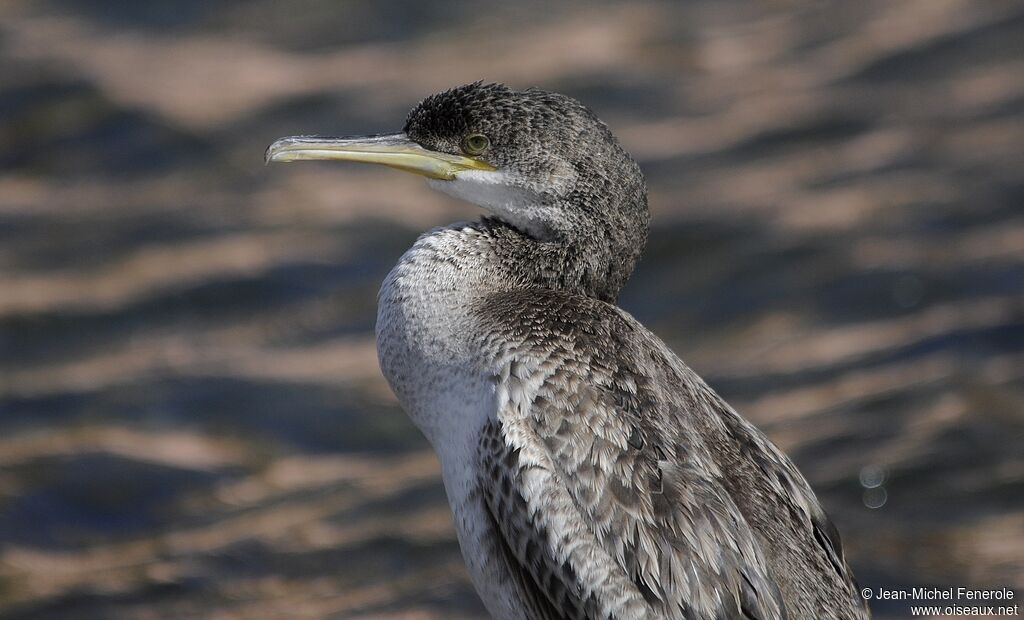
[267,82,871,620]
[474,284,861,619]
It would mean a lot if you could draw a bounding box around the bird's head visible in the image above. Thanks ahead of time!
[266,82,647,244]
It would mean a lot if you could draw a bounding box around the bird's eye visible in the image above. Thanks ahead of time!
[461,133,490,155]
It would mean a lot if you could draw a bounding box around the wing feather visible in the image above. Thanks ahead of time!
[474,291,788,620]
[473,288,868,619]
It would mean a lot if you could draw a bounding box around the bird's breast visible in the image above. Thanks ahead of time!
[375,224,504,452]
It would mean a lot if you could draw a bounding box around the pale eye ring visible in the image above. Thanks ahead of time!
[461,133,490,155]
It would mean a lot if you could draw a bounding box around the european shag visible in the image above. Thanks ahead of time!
[266,82,870,620]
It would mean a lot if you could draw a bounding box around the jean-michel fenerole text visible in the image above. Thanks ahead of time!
[870,587,1015,601]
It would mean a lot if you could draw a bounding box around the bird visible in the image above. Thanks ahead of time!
[266,82,871,620]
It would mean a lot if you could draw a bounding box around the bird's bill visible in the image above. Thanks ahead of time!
[264,133,495,181]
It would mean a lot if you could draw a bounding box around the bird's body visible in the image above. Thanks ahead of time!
[376,218,865,620]
[268,83,870,619]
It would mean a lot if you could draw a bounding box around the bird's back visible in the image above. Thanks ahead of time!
[472,286,870,619]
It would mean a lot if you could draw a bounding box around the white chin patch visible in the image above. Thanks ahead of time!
[427,170,556,239]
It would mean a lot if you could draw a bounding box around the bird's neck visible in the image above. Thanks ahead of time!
[425,147,649,301]
[523,155,650,302]
[478,217,631,302]
[481,166,650,302]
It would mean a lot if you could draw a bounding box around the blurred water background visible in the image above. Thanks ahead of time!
[1,1,1022,618]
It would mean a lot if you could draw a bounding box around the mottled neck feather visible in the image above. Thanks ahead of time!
[483,162,649,303]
